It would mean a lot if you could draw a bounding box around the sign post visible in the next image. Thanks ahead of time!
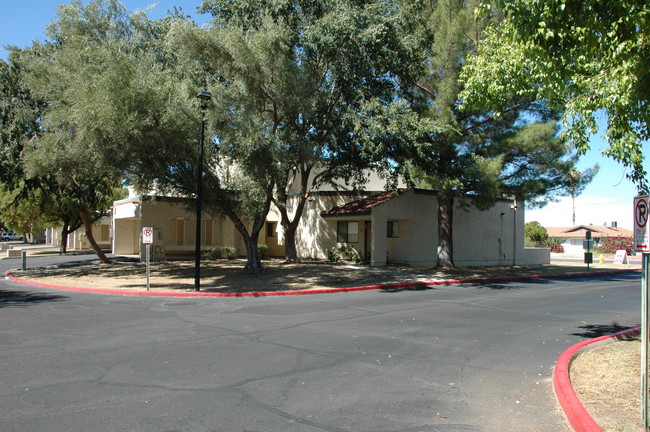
[583,230,593,271]
[142,227,154,291]
[634,195,650,430]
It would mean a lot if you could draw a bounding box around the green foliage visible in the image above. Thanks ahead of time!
[339,245,365,264]
[461,0,649,192]
[546,238,565,253]
[180,0,416,262]
[325,247,340,263]
[202,247,222,260]
[525,221,548,246]
[257,243,269,260]
[595,236,634,255]
[222,246,238,260]
[365,0,580,265]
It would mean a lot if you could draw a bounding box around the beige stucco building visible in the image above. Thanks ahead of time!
[110,186,546,267]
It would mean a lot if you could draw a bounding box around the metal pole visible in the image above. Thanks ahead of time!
[195,108,205,292]
[643,253,649,430]
[512,199,517,266]
[146,243,151,292]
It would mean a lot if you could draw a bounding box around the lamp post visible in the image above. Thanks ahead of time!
[195,89,212,291]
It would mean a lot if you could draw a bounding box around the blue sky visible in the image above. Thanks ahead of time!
[2,1,648,230]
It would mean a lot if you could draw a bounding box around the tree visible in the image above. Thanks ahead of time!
[565,165,599,225]
[364,0,580,266]
[461,0,649,192]
[525,221,548,246]
[188,0,412,262]
[14,0,197,262]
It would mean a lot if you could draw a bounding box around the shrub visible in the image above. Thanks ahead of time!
[258,243,269,260]
[202,247,222,260]
[340,245,365,264]
[546,238,564,253]
[325,247,340,262]
[525,221,548,246]
[595,236,634,255]
[222,246,238,260]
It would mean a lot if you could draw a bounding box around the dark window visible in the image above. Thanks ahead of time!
[267,222,276,238]
[387,221,399,238]
[337,221,359,243]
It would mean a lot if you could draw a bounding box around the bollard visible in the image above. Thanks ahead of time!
[21,250,27,271]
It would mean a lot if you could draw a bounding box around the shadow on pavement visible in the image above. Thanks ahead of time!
[0,289,69,308]
[571,323,640,339]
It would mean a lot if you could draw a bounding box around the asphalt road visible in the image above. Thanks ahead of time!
[0,255,641,432]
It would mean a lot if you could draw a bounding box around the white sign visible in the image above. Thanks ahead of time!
[142,227,154,244]
[613,249,628,264]
[634,195,650,253]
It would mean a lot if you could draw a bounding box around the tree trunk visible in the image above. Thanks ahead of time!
[242,233,264,274]
[60,221,69,255]
[226,210,267,275]
[81,209,110,264]
[571,193,576,226]
[283,219,300,262]
[437,194,454,267]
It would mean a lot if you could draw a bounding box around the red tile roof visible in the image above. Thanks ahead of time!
[320,190,398,217]
[546,225,633,239]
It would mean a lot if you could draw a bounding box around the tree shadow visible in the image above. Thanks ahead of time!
[571,322,640,339]
[0,288,69,308]
[379,283,437,293]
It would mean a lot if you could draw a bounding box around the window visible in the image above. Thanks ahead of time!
[337,221,359,243]
[387,221,399,238]
[267,222,276,238]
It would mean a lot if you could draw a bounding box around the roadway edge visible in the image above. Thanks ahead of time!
[553,326,641,432]
[3,267,642,297]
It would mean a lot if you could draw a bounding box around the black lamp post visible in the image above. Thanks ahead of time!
[195,89,212,291]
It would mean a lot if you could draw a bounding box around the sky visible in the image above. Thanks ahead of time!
[2,1,649,231]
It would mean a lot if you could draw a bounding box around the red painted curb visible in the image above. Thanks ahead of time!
[553,327,641,432]
[4,267,641,297]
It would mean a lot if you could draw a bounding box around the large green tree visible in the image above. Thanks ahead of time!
[190,0,412,262]
[461,0,649,192]
[15,0,197,262]
[363,0,581,266]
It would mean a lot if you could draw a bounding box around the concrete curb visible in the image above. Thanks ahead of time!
[4,267,641,298]
[553,326,641,432]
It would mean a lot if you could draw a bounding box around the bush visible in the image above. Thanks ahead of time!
[222,246,238,260]
[202,247,222,260]
[546,238,565,253]
[595,236,634,255]
[340,245,365,264]
[525,221,548,246]
[325,247,340,262]
[258,243,269,260]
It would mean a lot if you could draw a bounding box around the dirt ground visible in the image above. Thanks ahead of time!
[8,256,641,294]
[570,335,642,432]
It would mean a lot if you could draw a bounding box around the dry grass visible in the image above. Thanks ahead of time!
[11,258,640,294]
[570,335,642,432]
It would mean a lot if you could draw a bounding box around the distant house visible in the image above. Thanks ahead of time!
[546,223,633,254]
[44,216,113,251]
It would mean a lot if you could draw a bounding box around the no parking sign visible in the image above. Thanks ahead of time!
[142,227,154,244]
[635,195,650,253]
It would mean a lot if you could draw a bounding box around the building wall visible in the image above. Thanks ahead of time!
[369,192,525,267]
[453,198,525,266]
[370,190,438,266]
[290,193,376,260]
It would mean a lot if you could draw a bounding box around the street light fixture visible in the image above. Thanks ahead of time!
[195,89,212,291]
